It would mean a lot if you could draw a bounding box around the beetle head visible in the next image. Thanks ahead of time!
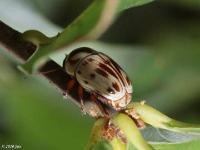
[63,47,95,76]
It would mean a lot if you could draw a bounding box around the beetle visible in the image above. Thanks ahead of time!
[63,47,132,117]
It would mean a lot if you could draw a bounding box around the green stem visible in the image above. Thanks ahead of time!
[19,44,52,73]
[22,30,56,45]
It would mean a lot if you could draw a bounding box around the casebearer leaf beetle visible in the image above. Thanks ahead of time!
[63,47,132,117]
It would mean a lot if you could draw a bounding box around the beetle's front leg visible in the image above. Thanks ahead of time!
[78,85,87,115]
[66,79,76,92]
[124,107,146,129]
[66,78,86,114]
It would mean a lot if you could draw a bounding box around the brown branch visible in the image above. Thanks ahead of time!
[0,21,36,61]
[0,20,79,104]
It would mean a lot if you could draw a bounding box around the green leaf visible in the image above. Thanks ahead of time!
[142,126,200,143]
[157,128,200,142]
[141,126,169,143]
[0,78,92,150]
[152,140,200,150]
[118,0,154,12]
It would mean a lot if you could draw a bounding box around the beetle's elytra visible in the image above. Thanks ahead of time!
[63,47,132,117]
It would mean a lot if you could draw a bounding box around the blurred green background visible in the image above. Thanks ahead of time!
[0,0,200,150]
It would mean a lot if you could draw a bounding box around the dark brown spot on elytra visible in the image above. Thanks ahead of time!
[112,82,120,92]
[88,58,94,62]
[99,63,118,79]
[82,61,88,66]
[90,73,96,79]
[95,68,108,78]
[107,87,115,94]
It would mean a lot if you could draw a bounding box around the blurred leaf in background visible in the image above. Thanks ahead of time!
[100,0,200,122]
[0,0,200,150]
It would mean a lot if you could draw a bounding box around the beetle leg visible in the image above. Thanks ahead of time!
[78,85,87,115]
[124,108,146,129]
[90,93,110,118]
[64,78,76,99]
[66,79,76,92]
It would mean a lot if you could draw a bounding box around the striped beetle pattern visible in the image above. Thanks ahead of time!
[63,47,132,117]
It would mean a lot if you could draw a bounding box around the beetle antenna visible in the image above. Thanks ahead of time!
[39,68,61,75]
[33,68,62,76]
